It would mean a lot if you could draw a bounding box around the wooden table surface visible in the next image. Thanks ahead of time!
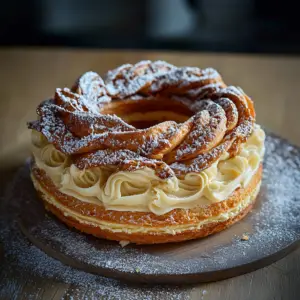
[1,49,300,300]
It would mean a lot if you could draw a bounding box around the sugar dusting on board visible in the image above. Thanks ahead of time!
[0,169,192,299]
[1,133,300,299]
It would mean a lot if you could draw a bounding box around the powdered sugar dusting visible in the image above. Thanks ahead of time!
[75,149,174,179]
[28,100,111,155]
[171,140,231,175]
[184,82,224,99]
[150,67,222,94]
[105,62,223,100]
[105,60,176,98]
[28,60,256,182]
[170,100,227,162]
[0,161,192,299]
[72,71,111,104]
[1,133,299,293]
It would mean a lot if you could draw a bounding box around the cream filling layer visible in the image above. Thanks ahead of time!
[31,125,265,215]
[31,173,261,235]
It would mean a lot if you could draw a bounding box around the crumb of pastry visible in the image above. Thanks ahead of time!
[119,240,130,247]
[241,234,249,241]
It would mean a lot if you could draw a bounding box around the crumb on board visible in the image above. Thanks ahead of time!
[119,240,130,247]
[241,234,249,241]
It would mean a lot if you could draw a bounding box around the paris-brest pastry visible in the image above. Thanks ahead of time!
[28,61,265,244]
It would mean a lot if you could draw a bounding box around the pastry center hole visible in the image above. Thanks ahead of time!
[124,111,190,129]
[100,98,193,129]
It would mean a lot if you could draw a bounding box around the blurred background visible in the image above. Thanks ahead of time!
[1,0,300,54]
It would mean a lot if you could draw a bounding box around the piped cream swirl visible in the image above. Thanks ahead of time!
[31,125,265,215]
[31,131,70,184]
[60,165,110,204]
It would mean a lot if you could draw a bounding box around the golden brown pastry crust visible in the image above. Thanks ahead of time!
[27,61,263,245]
[28,62,255,178]
[30,162,262,244]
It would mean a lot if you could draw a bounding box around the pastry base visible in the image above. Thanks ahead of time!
[31,163,262,244]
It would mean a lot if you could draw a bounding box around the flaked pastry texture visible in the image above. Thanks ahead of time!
[27,60,264,244]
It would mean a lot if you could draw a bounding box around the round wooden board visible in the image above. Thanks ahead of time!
[17,133,300,284]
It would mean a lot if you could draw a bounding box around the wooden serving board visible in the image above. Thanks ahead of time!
[17,133,300,284]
